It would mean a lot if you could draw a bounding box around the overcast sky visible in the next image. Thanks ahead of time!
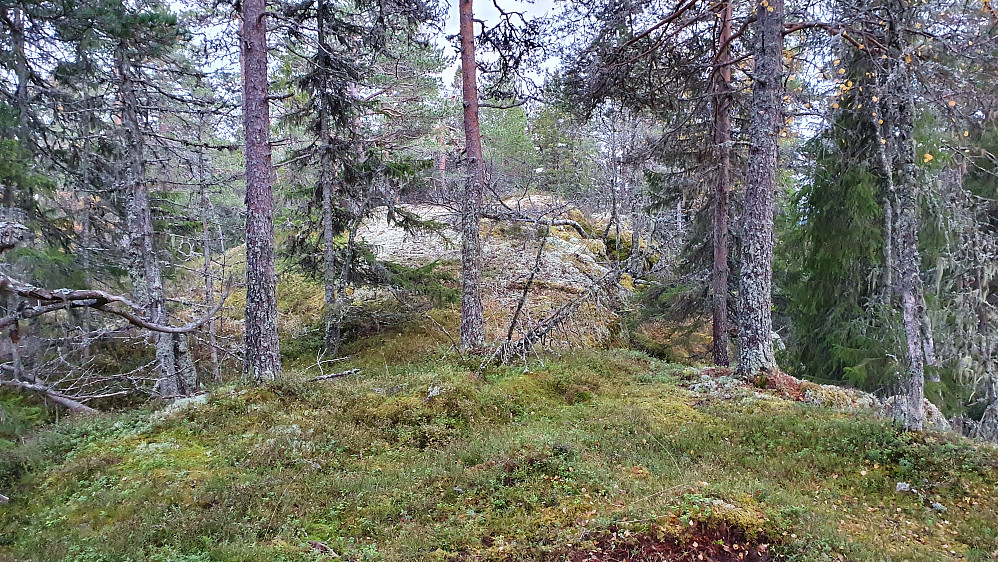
[442,0,557,36]
[436,0,560,85]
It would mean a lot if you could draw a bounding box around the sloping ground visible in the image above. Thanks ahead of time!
[2,324,997,562]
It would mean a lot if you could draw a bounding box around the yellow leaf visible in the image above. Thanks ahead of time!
[948,100,956,107]
[923,153,934,163]
[964,131,970,137]
[872,96,879,102]
[838,68,846,75]
[831,103,839,109]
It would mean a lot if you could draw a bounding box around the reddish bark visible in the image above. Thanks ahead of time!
[459,0,486,349]
[241,0,282,381]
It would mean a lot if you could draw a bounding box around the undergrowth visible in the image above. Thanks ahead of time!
[1,322,996,561]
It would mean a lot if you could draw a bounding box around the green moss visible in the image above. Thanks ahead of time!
[1,335,996,561]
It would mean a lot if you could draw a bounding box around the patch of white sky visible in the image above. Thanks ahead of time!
[436,0,560,88]
[169,0,560,86]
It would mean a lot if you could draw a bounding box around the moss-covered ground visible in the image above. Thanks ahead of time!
[1,320,997,561]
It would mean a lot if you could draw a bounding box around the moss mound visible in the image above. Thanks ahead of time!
[2,328,997,561]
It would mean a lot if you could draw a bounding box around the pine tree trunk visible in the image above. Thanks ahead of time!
[241,0,282,381]
[9,6,27,378]
[711,0,733,367]
[80,102,93,361]
[736,0,784,378]
[459,0,486,349]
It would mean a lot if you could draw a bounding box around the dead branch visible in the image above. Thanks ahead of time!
[308,368,361,382]
[482,207,591,239]
[502,223,551,348]
[0,274,234,334]
[0,379,98,413]
[492,268,619,364]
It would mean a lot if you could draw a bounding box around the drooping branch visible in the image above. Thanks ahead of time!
[0,379,98,413]
[0,274,234,334]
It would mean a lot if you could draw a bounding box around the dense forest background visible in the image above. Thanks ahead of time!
[3,0,998,558]
[0,1,998,425]
[2,0,996,431]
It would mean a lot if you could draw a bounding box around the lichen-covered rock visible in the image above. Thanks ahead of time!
[357,204,622,348]
[151,393,210,423]
[882,396,952,431]
[799,380,881,411]
[683,368,957,436]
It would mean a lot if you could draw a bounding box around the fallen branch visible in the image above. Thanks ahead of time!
[0,379,98,413]
[482,208,590,239]
[491,268,619,364]
[308,368,361,382]
[502,222,551,348]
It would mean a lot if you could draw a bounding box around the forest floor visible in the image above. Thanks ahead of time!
[2,316,997,561]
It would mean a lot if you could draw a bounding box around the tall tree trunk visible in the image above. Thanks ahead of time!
[117,46,196,397]
[197,111,221,383]
[241,0,282,381]
[317,0,340,354]
[8,6,28,379]
[459,0,485,349]
[884,0,933,430]
[80,110,92,361]
[627,184,644,276]
[736,0,784,378]
[893,96,930,429]
[711,0,733,367]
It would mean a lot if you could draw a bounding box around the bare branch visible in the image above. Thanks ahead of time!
[0,275,234,334]
[0,379,98,413]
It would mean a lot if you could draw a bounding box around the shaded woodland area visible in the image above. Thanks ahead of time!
[2,0,998,558]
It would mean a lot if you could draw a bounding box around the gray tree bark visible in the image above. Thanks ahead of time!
[317,0,341,354]
[882,0,934,430]
[241,0,283,381]
[711,0,733,367]
[197,111,221,383]
[736,0,784,378]
[116,45,196,397]
[459,0,486,349]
